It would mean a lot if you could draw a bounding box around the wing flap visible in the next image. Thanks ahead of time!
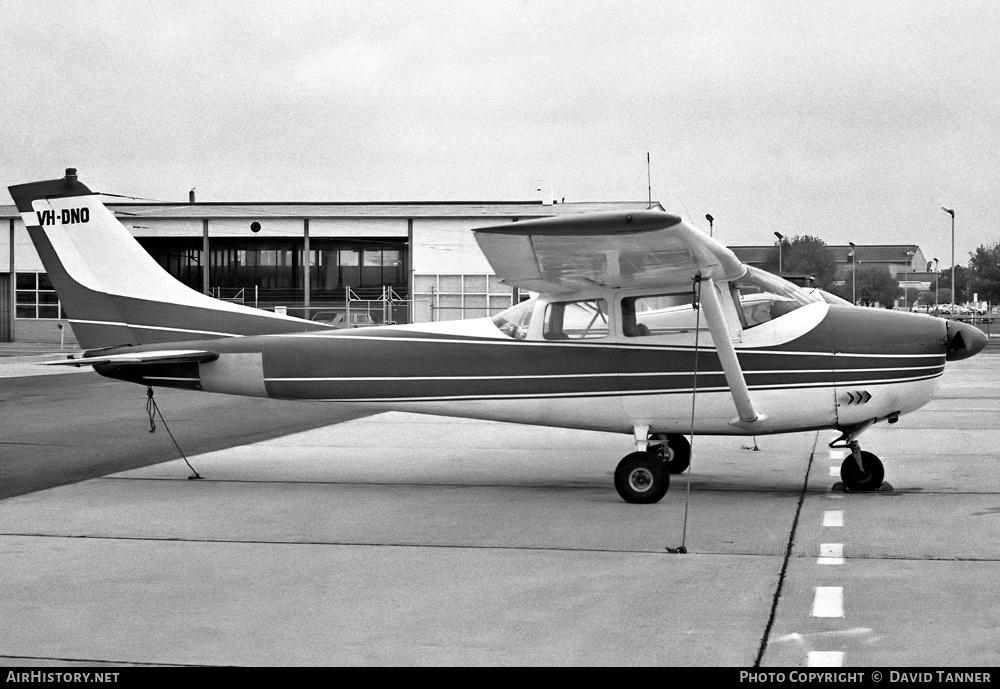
[43,349,219,367]
[473,210,745,294]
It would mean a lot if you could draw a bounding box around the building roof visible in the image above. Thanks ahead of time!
[901,272,939,281]
[826,245,923,263]
[731,244,923,265]
[730,247,771,263]
[0,200,659,221]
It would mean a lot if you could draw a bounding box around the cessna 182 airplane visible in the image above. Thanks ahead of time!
[9,170,988,503]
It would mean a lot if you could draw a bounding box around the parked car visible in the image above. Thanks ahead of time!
[936,304,982,317]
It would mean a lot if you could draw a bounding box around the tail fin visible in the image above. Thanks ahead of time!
[8,169,331,349]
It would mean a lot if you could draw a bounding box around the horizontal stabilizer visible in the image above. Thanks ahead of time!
[42,349,219,367]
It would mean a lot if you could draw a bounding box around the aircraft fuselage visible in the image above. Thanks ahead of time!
[96,299,958,437]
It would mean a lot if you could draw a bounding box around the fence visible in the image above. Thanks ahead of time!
[208,286,256,308]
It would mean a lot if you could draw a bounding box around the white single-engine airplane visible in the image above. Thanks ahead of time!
[9,170,988,503]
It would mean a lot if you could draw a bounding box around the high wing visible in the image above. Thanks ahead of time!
[472,210,745,294]
[43,349,219,367]
[475,209,762,425]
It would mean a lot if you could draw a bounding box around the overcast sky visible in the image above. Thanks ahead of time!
[2,0,997,267]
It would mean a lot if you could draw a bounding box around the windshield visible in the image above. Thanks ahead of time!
[731,266,821,328]
[807,288,852,306]
[492,298,535,340]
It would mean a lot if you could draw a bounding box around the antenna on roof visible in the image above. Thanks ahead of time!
[647,152,653,209]
[533,180,553,206]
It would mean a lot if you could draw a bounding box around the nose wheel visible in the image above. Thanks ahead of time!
[840,445,885,492]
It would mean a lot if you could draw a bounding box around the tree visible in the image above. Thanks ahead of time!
[967,242,1000,304]
[937,264,970,304]
[826,280,853,303]
[917,289,936,306]
[900,286,921,309]
[762,235,837,288]
[855,265,901,308]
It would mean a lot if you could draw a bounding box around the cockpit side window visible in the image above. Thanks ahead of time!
[543,299,609,340]
[621,293,694,337]
[492,298,535,340]
[730,266,821,329]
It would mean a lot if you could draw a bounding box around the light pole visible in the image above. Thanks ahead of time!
[942,207,955,310]
[706,214,714,238]
[903,250,915,310]
[774,232,784,273]
[933,258,939,312]
[849,242,856,305]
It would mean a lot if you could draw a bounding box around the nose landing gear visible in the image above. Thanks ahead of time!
[840,440,885,492]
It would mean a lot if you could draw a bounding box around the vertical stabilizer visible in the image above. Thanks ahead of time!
[8,170,331,349]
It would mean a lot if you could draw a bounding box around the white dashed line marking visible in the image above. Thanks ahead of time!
[818,543,845,565]
[812,444,849,666]
[812,587,844,617]
[808,650,845,666]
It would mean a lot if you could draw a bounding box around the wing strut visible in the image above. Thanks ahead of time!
[698,277,764,426]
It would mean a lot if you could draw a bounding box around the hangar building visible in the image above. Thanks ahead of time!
[1,196,655,344]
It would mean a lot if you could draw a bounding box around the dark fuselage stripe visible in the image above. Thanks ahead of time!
[289,373,943,404]
[262,371,942,402]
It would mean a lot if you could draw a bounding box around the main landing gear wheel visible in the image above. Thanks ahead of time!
[614,452,670,504]
[840,450,885,492]
[648,434,691,474]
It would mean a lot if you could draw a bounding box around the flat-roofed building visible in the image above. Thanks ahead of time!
[1,198,656,344]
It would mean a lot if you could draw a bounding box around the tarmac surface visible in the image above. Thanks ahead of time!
[1,349,998,666]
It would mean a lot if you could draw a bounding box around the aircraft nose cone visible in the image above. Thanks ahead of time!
[946,319,989,361]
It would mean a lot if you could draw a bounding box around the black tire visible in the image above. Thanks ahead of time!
[648,434,692,474]
[840,451,885,492]
[614,451,670,504]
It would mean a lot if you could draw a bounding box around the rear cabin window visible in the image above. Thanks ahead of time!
[621,293,695,337]
[543,299,609,340]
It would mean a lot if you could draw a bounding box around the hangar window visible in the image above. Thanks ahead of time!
[15,272,62,319]
[138,238,408,298]
[543,299,609,340]
[415,274,515,322]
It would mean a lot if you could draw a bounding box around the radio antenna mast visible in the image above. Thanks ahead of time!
[647,152,652,208]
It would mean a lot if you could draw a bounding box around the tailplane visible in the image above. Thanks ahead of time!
[8,169,332,349]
